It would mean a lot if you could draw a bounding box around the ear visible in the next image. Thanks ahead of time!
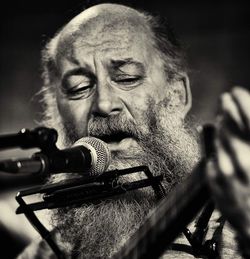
[169,74,192,118]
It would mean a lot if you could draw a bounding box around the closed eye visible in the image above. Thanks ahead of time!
[116,76,142,84]
[112,74,144,89]
[63,82,95,100]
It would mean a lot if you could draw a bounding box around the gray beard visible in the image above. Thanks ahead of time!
[46,99,200,258]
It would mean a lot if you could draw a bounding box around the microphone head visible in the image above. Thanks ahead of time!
[73,137,111,176]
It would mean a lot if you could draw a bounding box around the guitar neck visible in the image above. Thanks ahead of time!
[112,159,210,259]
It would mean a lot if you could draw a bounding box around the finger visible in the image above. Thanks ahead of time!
[231,86,250,134]
[206,138,235,192]
[219,92,245,133]
[216,136,235,178]
[205,158,236,215]
[218,126,250,184]
[229,134,250,184]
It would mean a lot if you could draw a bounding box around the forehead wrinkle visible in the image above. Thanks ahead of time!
[60,27,132,66]
[72,40,129,53]
[55,7,160,78]
[70,37,132,66]
[60,16,138,53]
[71,22,133,51]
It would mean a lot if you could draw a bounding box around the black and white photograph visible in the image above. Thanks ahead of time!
[0,1,250,258]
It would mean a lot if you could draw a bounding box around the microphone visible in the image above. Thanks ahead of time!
[0,137,110,177]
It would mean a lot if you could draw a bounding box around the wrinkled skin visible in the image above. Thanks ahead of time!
[53,4,190,151]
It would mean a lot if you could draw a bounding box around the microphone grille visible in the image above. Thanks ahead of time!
[74,137,111,176]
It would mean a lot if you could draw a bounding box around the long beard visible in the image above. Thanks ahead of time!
[45,98,200,258]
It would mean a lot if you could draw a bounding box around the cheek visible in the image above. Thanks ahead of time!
[121,89,153,121]
[57,98,90,137]
[125,84,166,113]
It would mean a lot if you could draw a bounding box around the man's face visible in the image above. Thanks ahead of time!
[48,7,200,258]
[54,15,187,158]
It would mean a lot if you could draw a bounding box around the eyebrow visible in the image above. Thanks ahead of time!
[110,58,145,73]
[61,58,145,85]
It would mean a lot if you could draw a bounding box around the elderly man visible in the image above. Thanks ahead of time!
[18,3,250,258]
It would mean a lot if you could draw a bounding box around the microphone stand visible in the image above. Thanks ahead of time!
[0,127,59,191]
[0,127,58,151]
[0,127,66,258]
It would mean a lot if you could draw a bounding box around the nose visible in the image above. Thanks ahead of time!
[91,82,123,117]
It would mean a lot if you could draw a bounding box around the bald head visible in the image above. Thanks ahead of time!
[51,4,154,68]
[43,3,186,84]
[62,3,148,36]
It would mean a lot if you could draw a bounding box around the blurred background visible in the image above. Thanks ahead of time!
[0,0,249,258]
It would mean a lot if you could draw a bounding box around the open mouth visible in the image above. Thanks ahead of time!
[92,131,134,144]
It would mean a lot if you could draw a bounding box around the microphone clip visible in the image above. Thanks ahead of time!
[16,166,165,214]
[15,166,165,258]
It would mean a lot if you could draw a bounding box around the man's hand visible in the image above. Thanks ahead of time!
[206,86,250,243]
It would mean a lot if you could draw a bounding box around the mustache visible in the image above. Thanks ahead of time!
[88,115,143,141]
